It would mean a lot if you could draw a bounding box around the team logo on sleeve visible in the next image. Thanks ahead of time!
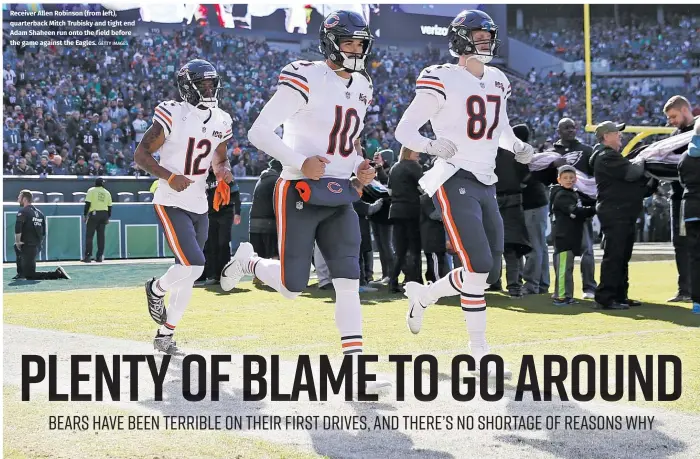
[359,93,368,105]
[495,81,505,93]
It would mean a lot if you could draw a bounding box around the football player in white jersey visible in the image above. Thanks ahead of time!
[395,10,535,379]
[220,10,390,395]
[134,59,234,355]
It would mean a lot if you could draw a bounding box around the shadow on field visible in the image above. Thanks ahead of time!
[138,355,453,459]
[428,370,688,459]
[477,293,700,328]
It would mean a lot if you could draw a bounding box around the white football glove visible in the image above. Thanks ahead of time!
[425,138,457,159]
[514,142,535,164]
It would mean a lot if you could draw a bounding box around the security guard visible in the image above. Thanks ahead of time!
[14,190,70,280]
[590,121,654,310]
[199,167,241,284]
[83,177,113,262]
[680,119,700,314]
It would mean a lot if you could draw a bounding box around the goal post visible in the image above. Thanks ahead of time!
[581,3,674,155]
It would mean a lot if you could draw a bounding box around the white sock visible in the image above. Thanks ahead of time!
[460,272,489,349]
[158,266,203,335]
[426,268,464,303]
[333,278,363,356]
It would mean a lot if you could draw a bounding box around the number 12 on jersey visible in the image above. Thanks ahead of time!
[326,105,361,157]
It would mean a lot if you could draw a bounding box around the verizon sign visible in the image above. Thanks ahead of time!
[420,24,449,36]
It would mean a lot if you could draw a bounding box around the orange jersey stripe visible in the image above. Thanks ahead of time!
[437,187,473,272]
[155,204,190,266]
[278,76,309,93]
[416,80,445,88]
[155,108,172,126]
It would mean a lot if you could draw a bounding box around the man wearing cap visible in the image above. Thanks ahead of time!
[83,178,113,263]
[590,121,651,310]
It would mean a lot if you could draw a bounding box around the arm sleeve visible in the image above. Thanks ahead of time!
[107,206,112,218]
[83,202,90,217]
[552,192,575,215]
[231,188,242,215]
[497,99,527,153]
[601,153,644,181]
[247,85,308,171]
[153,102,174,138]
[572,205,596,218]
[395,92,441,154]
[15,212,23,234]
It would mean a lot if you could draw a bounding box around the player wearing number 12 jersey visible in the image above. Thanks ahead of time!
[221,10,390,395]
[395,10,535,378]
[134,59,234,355]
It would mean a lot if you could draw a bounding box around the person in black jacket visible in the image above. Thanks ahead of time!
[352,178,384,292]
[549,166,596,305]
[663,95,698,302]
[420,192,448,283]
[368,150,394,284]
[198,168,242,284]
[590,121,654,310]
[679,120,700,314]
[13,190,70,281]
[249,159,282,263]
[491,124,532,297]
[387,146,423,293]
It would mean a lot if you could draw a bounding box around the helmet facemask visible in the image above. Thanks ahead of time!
[449,25,500,63]
[178,70,221,109]
[325,34,373,73]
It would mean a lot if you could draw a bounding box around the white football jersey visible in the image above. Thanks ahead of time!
[276,60,373,180]
[416,63,512,184]
[151,100,233,214]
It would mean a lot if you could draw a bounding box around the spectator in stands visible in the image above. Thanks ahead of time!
[71,155,90,175]
[35,155,53,176]
[13,157,35,175]
[232,158,247,177]
[52,155,68,175]
[89,158,105,176]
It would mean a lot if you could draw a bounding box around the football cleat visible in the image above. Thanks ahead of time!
[153,332,184,356]
[404,281,434,334]
[145,277,167,325]
[470,343,513,380]
[220,242,254,292]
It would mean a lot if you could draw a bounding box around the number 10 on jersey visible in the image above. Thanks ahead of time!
[326,105,361,157]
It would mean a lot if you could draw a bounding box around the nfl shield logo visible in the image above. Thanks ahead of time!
[296,201,303,210]
[459,187,466,195]
[202,127,206,133]
[345,92,351,99]
[480,83,485,89]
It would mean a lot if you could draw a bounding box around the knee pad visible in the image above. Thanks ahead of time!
[280,286,301,300]
[332,278,360,293]
[486,251,503,285]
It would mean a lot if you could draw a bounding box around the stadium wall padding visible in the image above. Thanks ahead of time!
[3,202,251,262]
[3,176,259,203]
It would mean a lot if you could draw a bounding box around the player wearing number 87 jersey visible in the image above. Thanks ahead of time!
[395,10,536,379]
[222,10,390,397]
[134,59,234,355]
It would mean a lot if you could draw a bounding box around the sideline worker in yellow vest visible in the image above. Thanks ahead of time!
[83,178,113,263]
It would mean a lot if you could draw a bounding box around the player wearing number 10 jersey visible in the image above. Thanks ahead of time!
[134,59,234,355]
[221,10,390,395]
[395,10,535,378]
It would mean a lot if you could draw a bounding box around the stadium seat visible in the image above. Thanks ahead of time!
[72,192,87,203]
[138,191,154,202]
[45,192,65,203]
[117,192,135,202]
[240,192,252,203]
[30,191,45,203]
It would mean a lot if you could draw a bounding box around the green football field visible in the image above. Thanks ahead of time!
[3,259,700,458]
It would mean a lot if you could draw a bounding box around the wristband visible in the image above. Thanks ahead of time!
[167,173,176,184]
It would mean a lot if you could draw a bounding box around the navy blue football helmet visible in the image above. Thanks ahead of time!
[448,10,500,63]
[176,59,221,109]
[319,10,373,73]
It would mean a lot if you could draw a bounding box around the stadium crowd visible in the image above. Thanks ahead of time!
[511,13,700,70]
[4,24,700,179]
